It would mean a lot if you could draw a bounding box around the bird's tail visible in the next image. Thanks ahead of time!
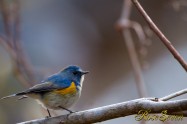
[0,94,16,100]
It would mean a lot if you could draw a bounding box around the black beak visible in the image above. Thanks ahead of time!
[81,71,89,75]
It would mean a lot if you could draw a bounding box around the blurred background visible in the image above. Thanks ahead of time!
[0,0,187,123]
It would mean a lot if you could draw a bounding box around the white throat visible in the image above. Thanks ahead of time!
[80,75,85,87]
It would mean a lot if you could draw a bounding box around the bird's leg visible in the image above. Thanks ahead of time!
[46,108,51,118]
[59,106,74,113]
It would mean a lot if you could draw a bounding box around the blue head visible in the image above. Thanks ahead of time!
[60,65,89,86]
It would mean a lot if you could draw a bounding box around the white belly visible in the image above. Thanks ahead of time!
[39,90,81,110]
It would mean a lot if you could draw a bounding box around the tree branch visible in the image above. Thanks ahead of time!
[18,98,187,124]
[131,0,187,72]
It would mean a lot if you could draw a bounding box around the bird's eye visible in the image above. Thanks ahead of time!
[73,72,78,75]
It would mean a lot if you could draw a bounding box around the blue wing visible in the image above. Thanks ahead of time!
[16,74,71,95]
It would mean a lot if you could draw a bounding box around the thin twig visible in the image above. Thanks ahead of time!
[0,0,14,47]
[118,0,147,97]
[160,88,187,101]
[18,98,187,124]
[13,0,35,82]
[131,0,187,72]
[123,30,147,97]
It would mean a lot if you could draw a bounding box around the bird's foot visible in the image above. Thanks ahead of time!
[68,110,75,114]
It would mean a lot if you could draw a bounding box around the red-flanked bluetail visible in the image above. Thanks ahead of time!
[1,65,89,117]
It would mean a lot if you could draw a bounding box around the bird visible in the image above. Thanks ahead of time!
[1,65,88,117]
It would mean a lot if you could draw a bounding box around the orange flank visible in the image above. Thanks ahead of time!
[54,82,77,95]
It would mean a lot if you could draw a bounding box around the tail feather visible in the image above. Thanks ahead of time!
[1,94,16,100]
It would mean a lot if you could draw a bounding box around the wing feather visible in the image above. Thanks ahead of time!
[16,74,71,95]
